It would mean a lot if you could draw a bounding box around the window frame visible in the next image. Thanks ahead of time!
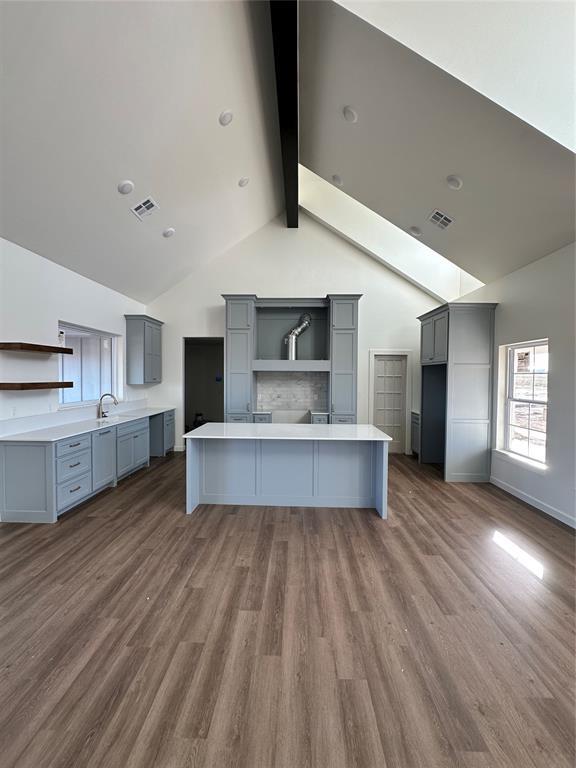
[504,339,548,464]
[58,322,121,409]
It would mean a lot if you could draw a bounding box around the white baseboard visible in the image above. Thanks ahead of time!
[490,476,575,529]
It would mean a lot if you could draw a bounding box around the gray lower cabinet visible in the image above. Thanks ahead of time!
[253,412,272,423]
[92,426,117,491]
[116,419,150,479]
[150,410,175,456]
[411,412,420,456]
[310,412,329,424]
[125,314,163,385]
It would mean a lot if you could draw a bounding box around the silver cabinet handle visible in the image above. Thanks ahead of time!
[246,402,250,412]
[99,430,111,435]
[69,462,81,468]
[69,485,81,493]
[69,442,81,448]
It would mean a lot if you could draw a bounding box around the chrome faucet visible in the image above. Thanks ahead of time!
[97,393,118,419]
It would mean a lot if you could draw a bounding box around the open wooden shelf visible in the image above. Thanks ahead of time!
[0,342,73,355]
[0,382,74,391]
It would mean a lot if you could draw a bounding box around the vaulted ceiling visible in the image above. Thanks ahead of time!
[1,1,574,302]
[299,1,575,283]
[0,1,283,302]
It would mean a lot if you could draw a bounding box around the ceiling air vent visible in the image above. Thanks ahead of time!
[428,209,453,230]
[131,197,159,221]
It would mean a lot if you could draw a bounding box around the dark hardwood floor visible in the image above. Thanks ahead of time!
[0,453,573,768]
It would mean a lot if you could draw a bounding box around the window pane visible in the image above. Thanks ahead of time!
[533,374,547,402]
[509,425,530,457]
[100,338,113,393]
[62,336,82,404]
[81,336,101,401]
[513,347,533,373]
[528,432,546,462]
[509,402,529,428]
[513,374,533,400]
[529,404,547,433]
[534,345,548,373]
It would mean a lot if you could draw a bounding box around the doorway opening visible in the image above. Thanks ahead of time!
[183,338,224,432]
[369,350,412,454]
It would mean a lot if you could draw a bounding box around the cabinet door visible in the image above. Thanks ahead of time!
[331,299,356,329]
[163,418,175,452]
[226,329,252,413]
[421,319,435,362]
[144,322,154,383]
[92,428,116,491]
[133,430,149,467]
[331,330,356,414]
[227,300,252,329]
[433,313,448,362]
[117,434,134,476]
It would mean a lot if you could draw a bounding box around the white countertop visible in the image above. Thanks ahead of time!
[183,423,392,442]
[0,407,174,443]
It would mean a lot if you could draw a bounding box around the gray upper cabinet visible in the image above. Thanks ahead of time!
[421,311,448,363]
[331,298,357,329]
[223,296,255,418]
[125,315,163,385]
[92,426,117,492]
[329,295,361,421]
[418,303,497,482]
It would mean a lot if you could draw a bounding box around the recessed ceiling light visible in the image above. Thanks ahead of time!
[238,177,249,187]
[446,174,463,190]
[342,105,358,123]
[117,180,134,195]
[408,226,422,237]
[331,174,343,187]
[219,110,233,127]
[162,227,175,238]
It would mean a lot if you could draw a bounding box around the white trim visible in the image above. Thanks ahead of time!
[368,348,413,454]
[490,475,574,529]
[492,448,548,472]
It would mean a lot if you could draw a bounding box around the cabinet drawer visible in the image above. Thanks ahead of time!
[253,413,272,423]
[56,434,91,457]
[57,472,92,512]
[117,418,149,437]
[331,415,354,424]
[164,409,175,422]
[226,414,251,423]
[56,449,92,484]
[311,413,329,424]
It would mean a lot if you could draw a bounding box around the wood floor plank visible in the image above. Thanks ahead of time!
[0,453,573,768]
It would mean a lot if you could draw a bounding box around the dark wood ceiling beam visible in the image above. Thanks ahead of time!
[269,0,299,228]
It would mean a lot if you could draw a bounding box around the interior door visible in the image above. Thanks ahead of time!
[373,355,407,453]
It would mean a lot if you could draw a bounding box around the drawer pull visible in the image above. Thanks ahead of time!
[69,442,81,448]
[69,461,81,468]
[69,485,82,493]
[99,430,111,435]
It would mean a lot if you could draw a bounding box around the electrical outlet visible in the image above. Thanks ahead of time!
[11,407,16,417]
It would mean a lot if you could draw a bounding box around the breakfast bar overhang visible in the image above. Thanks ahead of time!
[184,423,392,518]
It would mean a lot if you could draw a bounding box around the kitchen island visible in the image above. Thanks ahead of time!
[184,422,392,518]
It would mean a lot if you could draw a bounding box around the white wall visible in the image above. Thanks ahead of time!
[458,242,576,527]
[147,213,439,448]
[0,237,146,422]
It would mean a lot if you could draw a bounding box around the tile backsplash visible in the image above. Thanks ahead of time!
[255,372,329,413]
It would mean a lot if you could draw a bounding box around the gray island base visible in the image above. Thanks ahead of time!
[184,423,392,519]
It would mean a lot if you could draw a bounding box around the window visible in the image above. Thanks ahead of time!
[505,341,548,463]
[58,323,118,406]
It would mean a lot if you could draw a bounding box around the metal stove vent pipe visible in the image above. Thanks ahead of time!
[284,313,312,360]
